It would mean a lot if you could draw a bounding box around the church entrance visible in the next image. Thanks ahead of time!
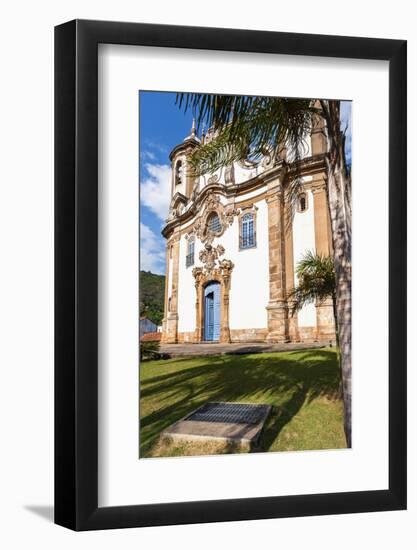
[204,281,221,341]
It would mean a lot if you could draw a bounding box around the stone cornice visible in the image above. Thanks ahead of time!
[161,153,328,238]
[169,138,200,161]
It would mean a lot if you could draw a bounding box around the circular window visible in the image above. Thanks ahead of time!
[207,212,222,234]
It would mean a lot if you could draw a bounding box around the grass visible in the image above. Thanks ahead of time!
[139,348,346,458]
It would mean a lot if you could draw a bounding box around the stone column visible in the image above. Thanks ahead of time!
[185,157,196,198]
[164,232,180,343]
[219,260,233,343]
[284,195,300,342]
[192,267,203,343]
[266,182,289,342]
[312,178,336,342]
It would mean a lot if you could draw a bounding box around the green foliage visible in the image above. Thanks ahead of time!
[176,93,322,214]
[288,251,336,315]
[139,270,165,325]
[176,93,318,174]
[140,339,161,361]
[139,348,346,457]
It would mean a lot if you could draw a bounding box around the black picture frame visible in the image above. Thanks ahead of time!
[55,19,407,531]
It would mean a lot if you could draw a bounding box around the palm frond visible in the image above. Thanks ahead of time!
[287,251,336,315]
[177,93,317,165]
[176,93,326,219]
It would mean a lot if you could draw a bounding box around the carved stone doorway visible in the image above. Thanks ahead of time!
[193,258,234,344]
[203,281,221,341]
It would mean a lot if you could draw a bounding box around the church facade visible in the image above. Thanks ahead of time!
[161,120,336,345]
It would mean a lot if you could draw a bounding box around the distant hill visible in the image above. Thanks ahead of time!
[140,270,165,326]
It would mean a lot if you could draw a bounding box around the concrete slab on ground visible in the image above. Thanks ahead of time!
[161,402,272,450]
[160,341,329,357]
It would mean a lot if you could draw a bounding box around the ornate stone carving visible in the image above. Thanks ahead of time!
[262,146,279,169]
[192,255,235,344]
[199,243,225,274]
[167,192,188,222]
[224,164,235,184]
[207,173,220,185]
[219,259,234,288]
[205,192,221,211]
[193,191,240,244]
[192,266,203,288]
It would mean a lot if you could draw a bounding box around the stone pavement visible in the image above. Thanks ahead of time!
[160,341,330,357]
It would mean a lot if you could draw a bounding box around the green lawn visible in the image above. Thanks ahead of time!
[139,348,346,457]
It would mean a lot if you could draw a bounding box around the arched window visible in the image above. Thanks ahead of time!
[298,192,307,213]
[186,236,195,267]
[240,212,256,249]
[168,297,172,312]
[207,212,222,235]
[175,160,183,185]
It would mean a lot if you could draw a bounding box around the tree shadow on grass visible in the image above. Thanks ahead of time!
[139,349,342,456]
[257,382,309,451]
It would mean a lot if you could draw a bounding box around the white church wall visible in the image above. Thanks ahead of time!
[224,199,269,329]
[234,188,265,204]
[292,188,316,327]
[177,234,198,333]
[233,162,258,184]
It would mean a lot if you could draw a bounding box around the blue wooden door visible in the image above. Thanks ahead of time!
[204,282,220,341]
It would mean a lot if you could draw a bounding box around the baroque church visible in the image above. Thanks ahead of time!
[161,118,336,345]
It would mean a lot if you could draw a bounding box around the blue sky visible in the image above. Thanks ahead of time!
[139,91,194,275]
[139,92,352,275]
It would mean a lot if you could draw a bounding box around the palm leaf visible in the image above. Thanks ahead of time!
[287,251,336,315]
[176,93,321,216]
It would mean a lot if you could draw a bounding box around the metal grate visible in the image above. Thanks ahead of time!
[186,402,268,425]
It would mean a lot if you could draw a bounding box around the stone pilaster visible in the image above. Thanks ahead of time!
[311,101,327,156]
[163,233,180,343]
[266,182,289,342]
[312,178,336,342]
[185,156,196,198]
[219,260,233,343]
[284,195,300,342]
[193,267,203,343]
[312,178,332,256]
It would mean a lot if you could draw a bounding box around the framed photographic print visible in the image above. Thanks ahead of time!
[55,20,407,530]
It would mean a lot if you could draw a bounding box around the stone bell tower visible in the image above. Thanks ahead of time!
[168,119,200,201]
[161,121,201,344]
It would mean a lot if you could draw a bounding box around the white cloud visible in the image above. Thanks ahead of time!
[141,163,171,221]
[141,150,156,161]
[140,222,166,275]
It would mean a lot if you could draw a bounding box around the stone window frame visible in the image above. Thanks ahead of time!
[175,159,183,186]
[206,211,222,235]
[192,192,240,244]
[185,233,195,268]
[238,205,257,250]
[297,191,309,213]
